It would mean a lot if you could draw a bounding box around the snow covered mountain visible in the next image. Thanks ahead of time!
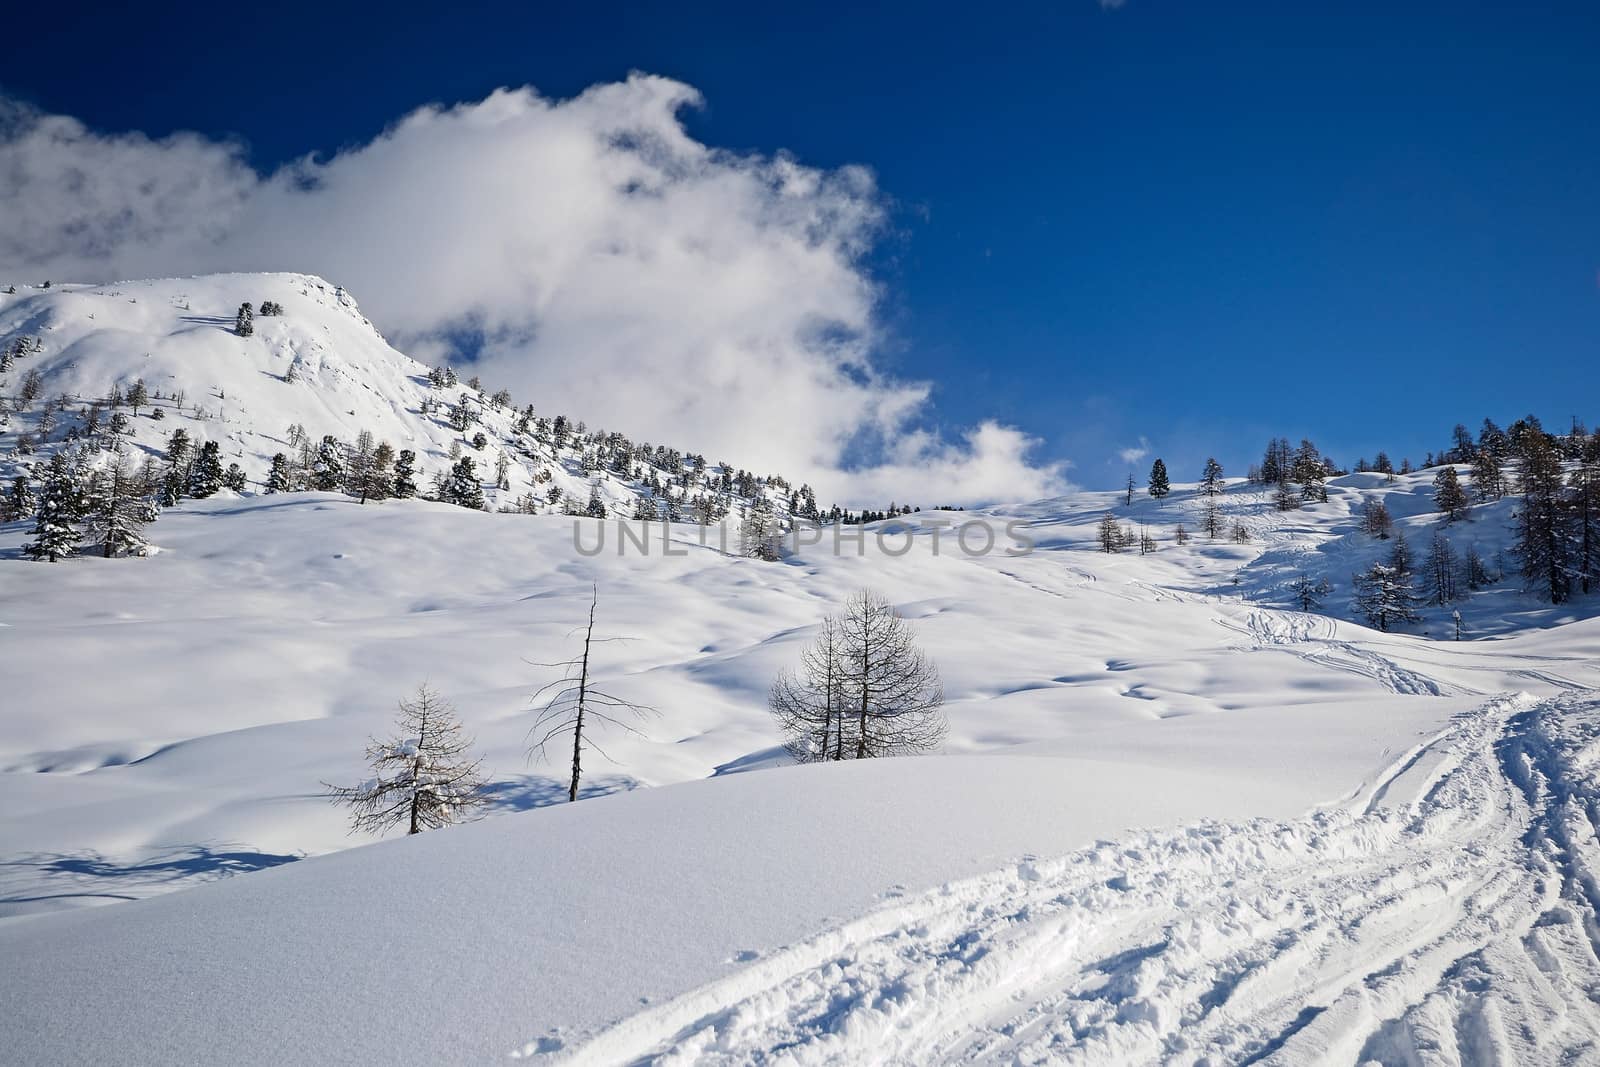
[0,273,825,526]
[3,273,1600,1064]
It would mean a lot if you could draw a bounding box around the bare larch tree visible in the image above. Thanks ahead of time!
[326,684,486,835]
[769,615,850,761]
[527,586,654,801]
[771,589,945,760]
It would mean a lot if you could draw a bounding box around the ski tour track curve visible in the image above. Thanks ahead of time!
[524,693,1600,1066]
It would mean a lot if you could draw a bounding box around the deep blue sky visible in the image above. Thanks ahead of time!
[7,1,1598,487]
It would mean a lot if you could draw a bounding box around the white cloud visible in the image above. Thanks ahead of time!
[0,77,1068,505]
[1117,436,1152,465]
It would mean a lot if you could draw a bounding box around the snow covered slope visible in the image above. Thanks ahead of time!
[4,274,1600,1063]
[0,273,813,520]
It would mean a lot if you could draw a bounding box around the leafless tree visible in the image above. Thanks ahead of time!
[326,684,486,835]
[836,589,946,759]
[527,586,654,801]
[769,616,850,761]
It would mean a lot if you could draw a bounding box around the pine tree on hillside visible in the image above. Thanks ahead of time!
[1515,432,1573,604]
[443,457,485,510]
[1201,496,1223,539]
[1464,544,1493,590]
[235,302,254,337]
[348,433,393,504]
[5,474,36,522]
[584,483,607,519]
[1389,529,1416,586]
[1274,478,1300,512]
[1292,573,1331,612]
[125,379,148,416]
[1200,457,1225,496]
[224,464,248,492]
[1470,450,1505,502]
[265,453,294,494]
[1148,458,1170,498]
[312,436,346,493]
[24,455,82,562]
[1097,511,1122,553]
[740,497,780,561]
[391,449,418,499]
[188,441,225,499]
[1361,498,1394,539]
[1433,465,1469,521]
[84,455,155,558]
[1290,439,1328,502]
[1572,435,1600,595]
[1352,562,1421,632]
[19,367,43,404]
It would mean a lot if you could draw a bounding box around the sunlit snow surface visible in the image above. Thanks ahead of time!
[2,276,1598,1063]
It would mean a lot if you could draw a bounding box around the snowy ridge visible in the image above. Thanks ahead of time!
[0,273,820,522]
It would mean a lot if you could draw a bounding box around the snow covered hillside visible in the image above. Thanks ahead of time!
[3,273,1600,1063]
[0,273,826,525]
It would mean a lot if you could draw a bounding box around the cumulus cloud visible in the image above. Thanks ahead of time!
[0,77,1068,505]
[1117,436,1152,465]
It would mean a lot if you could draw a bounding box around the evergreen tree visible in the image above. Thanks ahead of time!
[443,457,485,510]
[23,454,82,562]
[312,436,346,492]
[1389,529,1416,586]
[1352,562,1421,632]
[1463,544,1492,590]
[1200,457,1224,496]
[1148,458,1170,498]
[1274,478,1300,512]
[1097,511,1122,552]
[1433,465,1469,520]
[235,302,254,337]
[224,463,248,492]
[740,497,780,561]
[188,441,225,499]
[391,449,418,499]
[1515,433,1573,604]
[5,474,36,522]
[1572,435,1600,595]
[348,433,393,504]
[1470,449,1505,502]
[84,455,155,558]
[1290,439,1328,502]
[1292,573,1331,612]
[1361,498,1394,539]
[265,453,293,494]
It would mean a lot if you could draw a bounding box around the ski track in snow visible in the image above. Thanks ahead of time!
[1216,608,1463,698]
[523,694,1600,1066]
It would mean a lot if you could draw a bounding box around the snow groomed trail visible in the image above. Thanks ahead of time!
[527,694,1600,1065]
